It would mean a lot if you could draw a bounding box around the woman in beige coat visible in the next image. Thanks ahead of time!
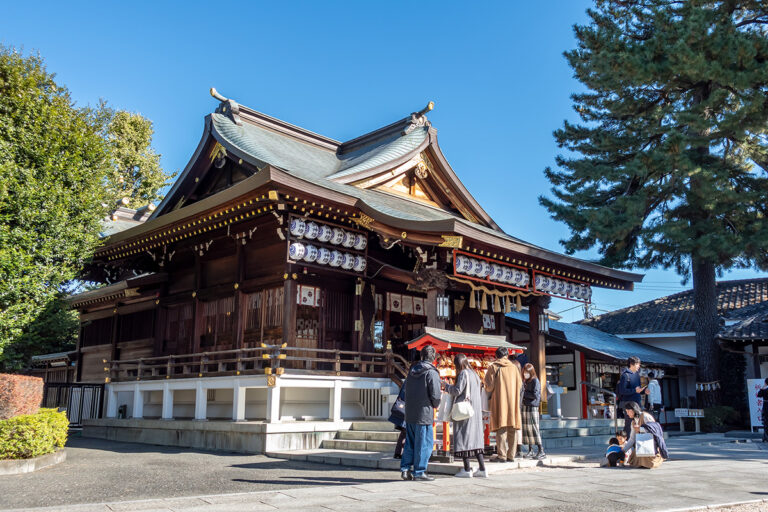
[483,347,523,462]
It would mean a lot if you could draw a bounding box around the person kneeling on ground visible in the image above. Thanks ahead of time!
[601,431,627,467]
[400,345,441,482]
[621,401,668,469]
[444,353,487,478]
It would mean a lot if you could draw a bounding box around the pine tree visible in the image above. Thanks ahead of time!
[540,1,768,407]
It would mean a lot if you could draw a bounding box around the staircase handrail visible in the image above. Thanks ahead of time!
[580,380,619,434]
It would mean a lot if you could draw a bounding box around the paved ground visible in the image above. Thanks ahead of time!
[1,433,766,512]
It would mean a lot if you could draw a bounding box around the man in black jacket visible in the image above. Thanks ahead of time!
[400,345,441,481]
[758,378,768,443]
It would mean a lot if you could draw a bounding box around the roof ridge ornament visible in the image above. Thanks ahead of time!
[210,87,242,126]
[402,101,434,136]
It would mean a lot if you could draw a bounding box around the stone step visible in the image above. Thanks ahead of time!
[337,430,401,442]
[322,439,394,452]
[540,426,615,439]
[540,418,615,429]
[350,421,397,431]
[266,448,590,475]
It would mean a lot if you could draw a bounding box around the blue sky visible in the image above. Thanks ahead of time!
[3,1,765,321]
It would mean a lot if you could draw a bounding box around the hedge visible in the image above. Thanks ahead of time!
[0,408,69,460]
[0,374,43,420]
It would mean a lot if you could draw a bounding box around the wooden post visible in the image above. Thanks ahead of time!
[283,274,297,348]
[353,278,362,354]
[234,243,246,350]
[529,297,547,412]
[192,253,203,353]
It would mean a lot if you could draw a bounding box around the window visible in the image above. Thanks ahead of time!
[118,309,155,342]
[81,317,114,347]
[199,296,234,348]
[164,303,193,354]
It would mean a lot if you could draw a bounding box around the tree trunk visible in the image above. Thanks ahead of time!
[692,258,721,407]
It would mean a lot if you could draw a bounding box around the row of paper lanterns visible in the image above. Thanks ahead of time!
[455,254,531,288]
[289,218,367,250]
[534,274,592,301]
[289,242,367,272]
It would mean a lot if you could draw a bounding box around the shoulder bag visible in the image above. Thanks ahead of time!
[451,372,475,421]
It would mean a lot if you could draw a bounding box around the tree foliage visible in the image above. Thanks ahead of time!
[0,46,169,369]
[102,108,172,207]
[542,0,768,273]
[0,47,110,368]
[540,1,768,406]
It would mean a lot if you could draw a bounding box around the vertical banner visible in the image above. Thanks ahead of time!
[747,379,765,430]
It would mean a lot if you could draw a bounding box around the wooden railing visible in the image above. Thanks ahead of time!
[108,345,410,384]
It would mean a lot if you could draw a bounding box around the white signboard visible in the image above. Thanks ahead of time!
[674,408,704,418]
[747,379,765,430]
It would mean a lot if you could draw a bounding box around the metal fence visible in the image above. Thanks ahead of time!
[42,383,104,428]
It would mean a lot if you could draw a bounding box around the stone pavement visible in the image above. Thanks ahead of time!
[2,434,767,512]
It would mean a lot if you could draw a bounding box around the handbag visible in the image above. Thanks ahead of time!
[451,372,475,421]
[391,397,405,417]
[635,431,656,457]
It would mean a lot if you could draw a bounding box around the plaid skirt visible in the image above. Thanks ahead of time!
[521,405,542,446]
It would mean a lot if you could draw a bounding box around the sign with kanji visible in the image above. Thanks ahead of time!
[747,379,765,429]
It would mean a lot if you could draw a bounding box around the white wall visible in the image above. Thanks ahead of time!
[622,335,696,358]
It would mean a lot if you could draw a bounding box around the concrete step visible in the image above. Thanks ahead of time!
[266,448,591,475]
[540,418,615,429]
[337,430,401,442]
[542,435,604,449]
[322,439,395,452]
[350,421,397,431]
[540,426,615,439]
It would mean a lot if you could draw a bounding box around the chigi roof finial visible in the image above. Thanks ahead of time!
[403,101,435,136]
[210,87,228,102]
[418,101,435,116]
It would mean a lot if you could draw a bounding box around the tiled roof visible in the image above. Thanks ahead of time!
[718,302,768,341]
[578,278,768,334]
[211,113,430,180]
[506,312,694,367]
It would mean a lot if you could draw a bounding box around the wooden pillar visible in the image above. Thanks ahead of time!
[192,253,203,353]
[109,309,119,364]
[528,297,547,409]
[426,288,446,329]
[752,342,762,379]
[233,243,246,350]
[283,274,297,347]
[353,278,362,353]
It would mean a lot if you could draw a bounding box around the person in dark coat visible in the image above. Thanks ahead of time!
[757,378,768,443]
[388,381,407,458]
[400,345,441,481]
[445,353,486,478]
[617,357,648,437]
[521,363,546,459]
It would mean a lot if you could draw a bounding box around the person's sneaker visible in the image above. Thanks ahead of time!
[401,469,413,481]
[474,469,489,478]
[525,449,536,459]
[454,469,473,478]
[413,474,435,481]
[536,451,547,460]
